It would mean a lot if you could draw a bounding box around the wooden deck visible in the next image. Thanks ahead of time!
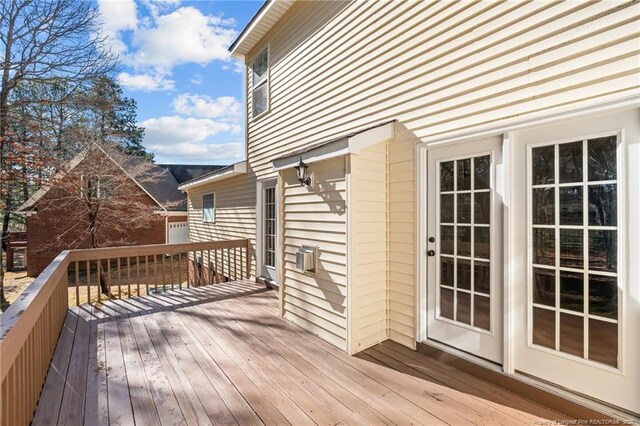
[33,280,570,425]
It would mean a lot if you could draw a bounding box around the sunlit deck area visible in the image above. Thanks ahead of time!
[32,280,573,425]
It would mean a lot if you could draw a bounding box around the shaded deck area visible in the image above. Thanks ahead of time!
[33,280,570,425]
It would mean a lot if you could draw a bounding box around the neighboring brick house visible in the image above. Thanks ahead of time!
[18,147,222,276]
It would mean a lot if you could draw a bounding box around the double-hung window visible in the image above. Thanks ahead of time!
[203,193,215,223]
[251,47,269,118]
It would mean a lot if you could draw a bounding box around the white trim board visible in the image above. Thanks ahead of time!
[178,161,247,191]
[272,121,395,171]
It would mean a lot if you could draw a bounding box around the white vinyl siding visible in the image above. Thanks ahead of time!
[246,0,638,347]
[187,174,257,278]
[282,157,348,350]
[350,143,388,353]
[202,193,215,223]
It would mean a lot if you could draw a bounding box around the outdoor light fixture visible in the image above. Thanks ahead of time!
[294,156,312,187]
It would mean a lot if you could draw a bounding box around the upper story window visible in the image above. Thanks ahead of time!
[203,193,215,223]
[81,175,113,200]
[251,47,269,118]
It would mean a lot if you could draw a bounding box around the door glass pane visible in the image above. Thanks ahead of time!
[437,154,493,331]
[589,319,617,367]
[532,268,555,307]
[532,145,555,185]
[457,193,471,223]
[559,271,583,312]
[588,275,617,320]
[474,156,490,189]
[533,228,555,266]
[440,161,454,191]
[457,158,471,191]
[440,194,454,223]
[440,288,454,320]
[474,295,490,331]
[474,192,490,224]
[533,307,555,350]
[588,136,617,181]
[440,257,454,287]
[529,137,619,367]
[474,227,490,259]
[560,313,584,357]
[559,187,582,225]
[457,292,471,325]
[559,229,583,269]
[532,188,554,225]
[264,187,276,268]
[457,226,471,257]
[588,230,617,272]
[588,184,617,226]
[440,226,454,255]
[559,141,583,183]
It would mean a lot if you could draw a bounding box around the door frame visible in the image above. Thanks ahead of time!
[416,105,640,417]
[418,137,505,364]
[256,178,280,283]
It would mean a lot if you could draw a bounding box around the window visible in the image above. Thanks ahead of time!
[203,193,215,223]
[81,175,113,200]
[251,47,269,118]
[529,135,619,367]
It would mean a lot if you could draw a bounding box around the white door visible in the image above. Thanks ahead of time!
[426,137,503,364]
[512,109,640,414]
[258,180,278,282]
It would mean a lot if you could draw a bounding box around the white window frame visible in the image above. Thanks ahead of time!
[256,178,280,283]
[525,131,624,373]
[202,192,215,223]
[251,46,269,119]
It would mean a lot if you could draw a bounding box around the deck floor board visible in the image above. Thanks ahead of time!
[33,280,568,425]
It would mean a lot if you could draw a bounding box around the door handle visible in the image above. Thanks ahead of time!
[427,250,436,257]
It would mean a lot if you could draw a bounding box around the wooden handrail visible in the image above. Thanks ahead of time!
[0,250,70,424]
[0,238,251,425]
[67,239,249,262]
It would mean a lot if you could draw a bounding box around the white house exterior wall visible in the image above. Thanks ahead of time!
[244,0,639,348]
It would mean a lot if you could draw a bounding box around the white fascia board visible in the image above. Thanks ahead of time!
[272,121,395,171]
[178,161,247,191]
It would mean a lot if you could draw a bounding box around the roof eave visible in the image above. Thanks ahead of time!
[178,161,247,191]
[228,0,295,59]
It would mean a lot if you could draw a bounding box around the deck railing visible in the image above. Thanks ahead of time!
[0,239,250,425]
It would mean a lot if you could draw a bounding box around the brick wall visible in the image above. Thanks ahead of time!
[25,157,178,277]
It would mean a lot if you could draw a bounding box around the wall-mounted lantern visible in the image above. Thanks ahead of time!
[294,156,313,187]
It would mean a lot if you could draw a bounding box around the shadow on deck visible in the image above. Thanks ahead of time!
[33,280,571,425]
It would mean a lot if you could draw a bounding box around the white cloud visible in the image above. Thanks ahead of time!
[141,115,241,146]
[97,0,138,54]
[141,115,243,163]
[151,142,243,163]
[118,72,175,91]
[172,94,241,120]
[130,7,237,71]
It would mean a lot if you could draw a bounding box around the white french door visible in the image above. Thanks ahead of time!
[512,109,640,414]
[426,137,503,364]
[258,179,279,282]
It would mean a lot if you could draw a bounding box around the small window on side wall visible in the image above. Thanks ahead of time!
[252,47,269,118]
[203,193,215,223]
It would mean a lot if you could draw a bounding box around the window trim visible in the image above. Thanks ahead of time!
[251,45,270,119]
[202,192,216,223]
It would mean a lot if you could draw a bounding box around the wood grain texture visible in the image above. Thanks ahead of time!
[32,281,585,425]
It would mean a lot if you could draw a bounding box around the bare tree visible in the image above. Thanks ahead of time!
[31,135,178,297]
[0,0,115,306]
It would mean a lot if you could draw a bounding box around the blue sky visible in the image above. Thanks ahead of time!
[97,0,262,164]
